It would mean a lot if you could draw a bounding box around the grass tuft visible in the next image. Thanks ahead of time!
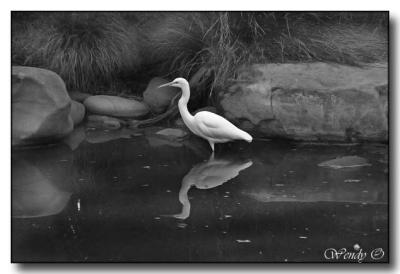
[12,12,142,93]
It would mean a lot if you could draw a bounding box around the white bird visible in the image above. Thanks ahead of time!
[159,78,252,151]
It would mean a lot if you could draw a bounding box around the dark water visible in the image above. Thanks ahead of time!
[12,125,389,262]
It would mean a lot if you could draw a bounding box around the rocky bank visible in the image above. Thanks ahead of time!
[217,62,388,142]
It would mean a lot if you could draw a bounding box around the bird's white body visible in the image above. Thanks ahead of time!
[160,78,252,151]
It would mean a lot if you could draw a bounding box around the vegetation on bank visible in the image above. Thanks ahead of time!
[12,11,388,94]
[12,12,143,93]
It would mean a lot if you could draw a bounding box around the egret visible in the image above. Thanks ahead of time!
[158,78,252,151]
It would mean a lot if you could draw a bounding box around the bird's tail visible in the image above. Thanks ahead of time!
[239,130,253,143]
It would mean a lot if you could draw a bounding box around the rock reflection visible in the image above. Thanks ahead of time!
[85,128,138,144]
[12,145,75,218]
[62,125,86,150]
[166,153,253,220]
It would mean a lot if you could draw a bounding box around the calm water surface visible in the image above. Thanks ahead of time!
[12,125,389,262]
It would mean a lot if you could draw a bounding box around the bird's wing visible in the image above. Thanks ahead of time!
[194,111,242,140]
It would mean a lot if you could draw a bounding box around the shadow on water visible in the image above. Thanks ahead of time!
[11,126,389,262]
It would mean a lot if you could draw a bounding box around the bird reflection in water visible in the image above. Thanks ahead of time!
[164,153,253,220]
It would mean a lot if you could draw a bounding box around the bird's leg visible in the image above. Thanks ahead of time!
[208,141,214,151]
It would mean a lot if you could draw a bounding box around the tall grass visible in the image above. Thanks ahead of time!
[12,11,388,95]
[12,12,142,93]
[142,11,387,92]
[140,12,212,77]
[140,12,248,93]
[252,12,388,65]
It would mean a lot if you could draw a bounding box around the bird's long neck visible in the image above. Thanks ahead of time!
[178,83,195,126]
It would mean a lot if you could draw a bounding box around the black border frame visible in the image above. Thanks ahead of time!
[10,10,391,265]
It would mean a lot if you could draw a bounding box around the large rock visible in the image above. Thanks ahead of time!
[217,63,388,142]
[84,95,149,118]
[145,127,183,148]
[87,115,123,129]
[85,128,135,144]
[70,100,85,126]
[12,66,74,146]
[143,77,180,113]
[156,128,188,139]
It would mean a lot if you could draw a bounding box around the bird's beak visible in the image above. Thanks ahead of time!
[158,81,174,88]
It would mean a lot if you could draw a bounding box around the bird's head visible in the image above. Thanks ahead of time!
[158,77,189,89]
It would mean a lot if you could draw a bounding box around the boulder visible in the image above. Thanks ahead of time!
[217,63,388,142]
[68,91,92,102]
[87,115,123,130]
[143,77,180,113]
[84,95,149,118]
[12,66,74,146]
[146,135,183,148]
[144,127,183,148]
[156,128,188,139]
[174,118,186,128]
[85,128,135,144]
[70,100,86,126]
